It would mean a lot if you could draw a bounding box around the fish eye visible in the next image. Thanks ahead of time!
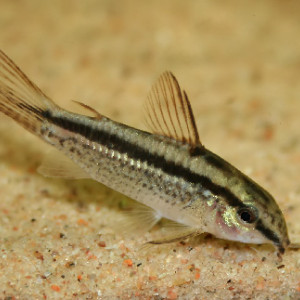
[237,207,258,224]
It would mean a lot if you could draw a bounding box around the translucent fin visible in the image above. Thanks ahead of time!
[0,50,58,135]
[72,100,103,120]
[145,226,198,245]
[114,202,161,235]
[38,149,89,179]
[145,71,202,149]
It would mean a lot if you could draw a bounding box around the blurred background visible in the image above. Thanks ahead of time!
[1,1,299,127]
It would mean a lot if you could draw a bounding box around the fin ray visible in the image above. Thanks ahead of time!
[0,50,58,135]
[113,202,161,235]
[145,71,202,148]
[145,225,199,246]
[38,149,89,179]
[72,100,103,119]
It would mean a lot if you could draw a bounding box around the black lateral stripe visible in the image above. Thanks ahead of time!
[255,219,280,245]
[202,151,234,174]
[44,111,246,208]
[203,149,272,205]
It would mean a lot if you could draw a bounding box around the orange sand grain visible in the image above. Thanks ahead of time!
[77,218,88,226]
[195,271,200,280]
[51,285,60,292]
[123,259,133,267]
[167,289,177,300]
[256,276,266,290]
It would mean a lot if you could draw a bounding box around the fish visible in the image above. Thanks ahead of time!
[0,49,297,256]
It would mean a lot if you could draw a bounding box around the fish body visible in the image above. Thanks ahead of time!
[0,50,292,254]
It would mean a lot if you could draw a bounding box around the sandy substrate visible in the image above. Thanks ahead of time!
[0,1,300,299]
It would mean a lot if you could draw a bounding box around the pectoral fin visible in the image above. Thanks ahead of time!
[113,202,162,235]
[146,228,199,245]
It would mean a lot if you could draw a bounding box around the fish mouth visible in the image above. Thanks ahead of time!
[277,244,285,255]
[255,219,290,255]
[276,238,291,255]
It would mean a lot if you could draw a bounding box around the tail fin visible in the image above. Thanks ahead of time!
[0,50,58,136]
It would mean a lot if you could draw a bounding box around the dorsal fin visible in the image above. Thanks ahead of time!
[145,71,202,149]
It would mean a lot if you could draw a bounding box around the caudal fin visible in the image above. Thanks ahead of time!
[0,50,58,136]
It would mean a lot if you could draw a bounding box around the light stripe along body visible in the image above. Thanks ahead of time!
[0,50,295,256]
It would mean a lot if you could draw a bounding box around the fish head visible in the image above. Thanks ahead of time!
[208,184,290,254]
